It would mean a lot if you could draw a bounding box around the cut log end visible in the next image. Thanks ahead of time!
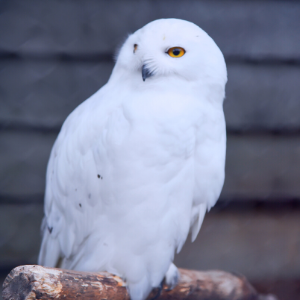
[2,265,277,300]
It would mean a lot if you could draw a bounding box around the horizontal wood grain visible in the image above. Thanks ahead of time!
[1,131,300,200]
[1,60,300,130]
[0,0,299,59]
[0,204,299,281]
[2,265,263,300]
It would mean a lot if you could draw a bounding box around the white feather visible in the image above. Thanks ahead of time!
[39,18,227,300]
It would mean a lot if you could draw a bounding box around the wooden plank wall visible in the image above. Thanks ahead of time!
[1,0,300,298]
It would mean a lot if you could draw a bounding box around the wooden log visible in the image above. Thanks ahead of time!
[2,265,277,300]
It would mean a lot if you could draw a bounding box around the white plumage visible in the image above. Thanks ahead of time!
[38,19,227,300]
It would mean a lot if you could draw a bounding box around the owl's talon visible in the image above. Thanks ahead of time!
[165,263,179,291]
[149,280,164,300]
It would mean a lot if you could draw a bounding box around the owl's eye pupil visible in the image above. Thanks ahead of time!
[173,49,180,56]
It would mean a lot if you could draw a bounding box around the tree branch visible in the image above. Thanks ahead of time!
[2,265,276,300]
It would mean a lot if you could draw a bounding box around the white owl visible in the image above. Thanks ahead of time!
[38,18,227,300]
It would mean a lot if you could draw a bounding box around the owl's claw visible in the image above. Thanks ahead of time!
[165,263,179,291]
[148,264,179,300]
[149,280,164,300]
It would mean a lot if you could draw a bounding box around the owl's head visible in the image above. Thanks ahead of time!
[113,19,227,87]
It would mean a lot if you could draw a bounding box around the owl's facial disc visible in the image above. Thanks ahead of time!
[115,19,227,85]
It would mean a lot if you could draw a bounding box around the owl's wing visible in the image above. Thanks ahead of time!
[190,109,226,242]
[38,84,130,267]
[190,203,207,242]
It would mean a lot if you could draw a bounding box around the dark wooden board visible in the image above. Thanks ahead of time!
[0,204,43,267]
[223,134,300,200]
[176,209,300,280]
[0,132,56,197]
[1,60,300,130]
[2,131,300,200]
[0,59,112,129]
[0,204,299,282]
[225,63,300,131]
[0,0,299,58]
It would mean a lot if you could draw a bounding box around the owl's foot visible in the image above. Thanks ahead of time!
[165,263,179,291]
[148,263,179,299]
[149,280,164,300]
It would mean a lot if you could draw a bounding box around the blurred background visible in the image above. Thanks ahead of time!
[1,0,300,299]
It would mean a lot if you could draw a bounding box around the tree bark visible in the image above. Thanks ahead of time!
[2,265,276,300]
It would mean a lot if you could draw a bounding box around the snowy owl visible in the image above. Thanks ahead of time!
[39,18,227,300]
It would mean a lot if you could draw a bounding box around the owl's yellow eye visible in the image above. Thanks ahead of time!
[167,47,185,58]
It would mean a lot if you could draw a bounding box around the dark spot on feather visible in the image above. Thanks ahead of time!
[88,193,91,199]
[48,226,53,234]
[133,44,138,53]
[79,203,82,207]
[97,174,100,178]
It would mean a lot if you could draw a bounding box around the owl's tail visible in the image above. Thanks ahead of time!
[38,217,61,268]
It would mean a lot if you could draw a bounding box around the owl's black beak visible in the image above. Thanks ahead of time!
[142,65,153,81]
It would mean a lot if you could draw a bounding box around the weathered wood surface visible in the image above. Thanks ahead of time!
[0,1,299,297]
[1,0,299,58]
[2,265,276,300]
[1,61,300,130]
[3,131,300,200]
[1,207,300,281]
